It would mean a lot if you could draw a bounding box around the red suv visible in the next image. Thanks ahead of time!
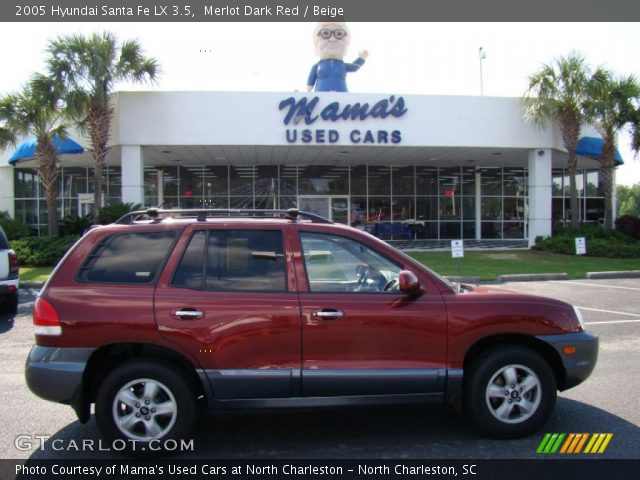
[26,208,598,449]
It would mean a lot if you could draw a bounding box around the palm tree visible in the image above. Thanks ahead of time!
[0,75,68,236]
[523,52,593,229]
[46,32,159,223]
[586,70,640,228]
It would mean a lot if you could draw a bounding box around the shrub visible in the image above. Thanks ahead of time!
[98,202,142,225]
[534,225,640,258]
[59,214,93,236]
[615,215,640,240]
[12,235,79,267]
[0,211,32,240]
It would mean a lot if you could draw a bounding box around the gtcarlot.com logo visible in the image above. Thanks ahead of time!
[536,433,613,454]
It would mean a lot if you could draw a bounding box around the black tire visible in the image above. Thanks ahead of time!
[464,346,556,438]
[95,360,197,453]
[1,291,18,316]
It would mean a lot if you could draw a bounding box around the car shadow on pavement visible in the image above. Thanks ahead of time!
[23,398,639,460]
[0,313,15,333]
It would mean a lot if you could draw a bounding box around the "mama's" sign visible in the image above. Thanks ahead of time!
[278,95,407,145]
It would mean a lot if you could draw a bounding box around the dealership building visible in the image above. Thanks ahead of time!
[0,91,612,247]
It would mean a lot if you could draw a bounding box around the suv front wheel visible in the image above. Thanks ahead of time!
[465,346,557,438]
[95,360,197,450]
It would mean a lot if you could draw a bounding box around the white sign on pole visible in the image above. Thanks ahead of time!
[575,237,586,255]
[451,240,464,258]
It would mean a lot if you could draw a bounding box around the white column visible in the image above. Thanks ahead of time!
[120,145,145,206]
[0,166,15,217]
[527,149,552,247]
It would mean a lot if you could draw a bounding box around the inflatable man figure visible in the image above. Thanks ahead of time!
[307,22,369,92]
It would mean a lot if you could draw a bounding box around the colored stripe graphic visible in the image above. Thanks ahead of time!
[559,433,575,454]
[539,433,613,454]
[536,433,552,454]
[585,433,614,454]
[537,433,565,453]
[597,434,613,453]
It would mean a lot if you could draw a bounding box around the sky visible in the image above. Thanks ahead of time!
[1,22,639,185]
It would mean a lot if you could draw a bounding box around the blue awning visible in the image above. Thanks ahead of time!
[8,135,84,165]
[576,136,623,165]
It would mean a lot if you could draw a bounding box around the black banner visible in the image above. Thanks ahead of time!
[2,0,640,22]
[1,460,640,480]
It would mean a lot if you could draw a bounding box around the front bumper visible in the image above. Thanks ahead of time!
[537,331,599,390]
[25,346,95,404]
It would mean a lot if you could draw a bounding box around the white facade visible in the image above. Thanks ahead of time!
[1,91,605,245]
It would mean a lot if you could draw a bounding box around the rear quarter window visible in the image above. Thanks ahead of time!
[77,231,177,284]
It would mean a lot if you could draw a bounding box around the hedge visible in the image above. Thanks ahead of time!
[12,235,79,267]
[534,225,640,258]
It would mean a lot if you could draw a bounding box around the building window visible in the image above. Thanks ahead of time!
[479,167,526,239]
[551,168,603,228]
[298,165,349,195]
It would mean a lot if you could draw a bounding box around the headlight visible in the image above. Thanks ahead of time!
[573,305,585,331]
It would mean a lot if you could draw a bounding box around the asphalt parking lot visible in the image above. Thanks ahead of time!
[0,279,638,460]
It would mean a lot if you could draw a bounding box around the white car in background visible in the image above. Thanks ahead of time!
[0,226,19,315]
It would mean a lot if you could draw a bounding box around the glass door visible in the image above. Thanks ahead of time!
[298,196,350,224]
[330,197,350,224]
[298,197,330,220]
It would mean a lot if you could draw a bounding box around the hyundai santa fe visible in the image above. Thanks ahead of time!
[25,208,598,451]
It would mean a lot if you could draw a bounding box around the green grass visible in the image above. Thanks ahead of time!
[408,250,640,281]
[19,267,54,283]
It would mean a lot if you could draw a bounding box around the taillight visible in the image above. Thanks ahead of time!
[9,251,18,274]
[33,297,61,336]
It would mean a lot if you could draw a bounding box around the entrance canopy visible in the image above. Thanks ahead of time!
[8,135,84,165]
[576,136,623,165]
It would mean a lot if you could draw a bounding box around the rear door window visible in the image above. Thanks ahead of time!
[172,229,287,292]
[77,231,177,284]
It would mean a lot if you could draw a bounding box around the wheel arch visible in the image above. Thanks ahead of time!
[73,342,206,423]
[462,334,566,390]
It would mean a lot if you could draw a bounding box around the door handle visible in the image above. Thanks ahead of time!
[172,308,205,320]
[312,309,344,320]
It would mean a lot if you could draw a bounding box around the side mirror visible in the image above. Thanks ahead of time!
[398,270,421,295]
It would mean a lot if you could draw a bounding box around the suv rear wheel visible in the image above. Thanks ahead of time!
[95,360,197,450]
[465,346,556,438]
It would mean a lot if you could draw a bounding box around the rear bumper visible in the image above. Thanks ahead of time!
[537,331,599,390]
[25,346,94,404]
[0,275,19,294]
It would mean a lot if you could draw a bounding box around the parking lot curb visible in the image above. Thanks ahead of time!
[498,273,569,282]
[445,276,481,284]
[19,282,44,290]
[586,270,640,279]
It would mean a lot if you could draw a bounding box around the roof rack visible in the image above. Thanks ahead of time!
[114,208,333,225]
